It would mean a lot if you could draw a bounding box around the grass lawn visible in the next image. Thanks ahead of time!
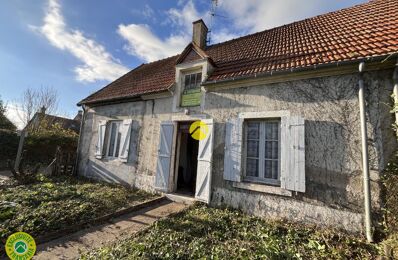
[80,204,379,260]
[0,175,158,243]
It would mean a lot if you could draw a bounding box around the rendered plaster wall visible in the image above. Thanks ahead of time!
[77,96,178,192]
[78,101,149,191]
[78,69,397,233]
[204,69,397,233]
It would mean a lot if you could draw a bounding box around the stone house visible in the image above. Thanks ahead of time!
[77,0,398,235]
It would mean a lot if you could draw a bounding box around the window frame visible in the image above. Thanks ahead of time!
[106,120,122,159]
[242,118,282,186]
[183,72,202,90]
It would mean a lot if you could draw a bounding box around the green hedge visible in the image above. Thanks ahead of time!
[0,123,79,170]
[0,130,19,170]
[23,134,78,166]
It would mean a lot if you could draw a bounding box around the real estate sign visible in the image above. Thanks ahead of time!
[181,88,201,107]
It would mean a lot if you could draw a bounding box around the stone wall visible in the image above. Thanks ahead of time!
[77,69,397,233]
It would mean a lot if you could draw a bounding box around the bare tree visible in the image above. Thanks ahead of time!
[16,86,59,127]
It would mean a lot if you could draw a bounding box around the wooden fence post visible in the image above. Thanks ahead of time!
[14,129,27,171]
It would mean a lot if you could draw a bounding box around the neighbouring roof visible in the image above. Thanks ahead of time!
[79,0,398,105]
[26,113,81,133]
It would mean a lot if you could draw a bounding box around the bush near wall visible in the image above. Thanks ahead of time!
[24,133,78,167]
[381,154,398,258]
[23,122,79,167]
[0,129,19,170]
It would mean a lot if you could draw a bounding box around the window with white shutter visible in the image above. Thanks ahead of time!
[118,119,133,162]
[243,119,281,186]
[280,116,306,192]
[223,118,243,182]
[223,111,306,193]
[95,120,107,159]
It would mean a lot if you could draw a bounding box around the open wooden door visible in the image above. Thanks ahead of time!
[195,119,214,203]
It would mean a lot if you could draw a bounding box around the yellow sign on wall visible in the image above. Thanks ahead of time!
[181,88,201,107]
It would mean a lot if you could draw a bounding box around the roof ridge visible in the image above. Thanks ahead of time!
[140,54,180,66]
[207,0,378,49]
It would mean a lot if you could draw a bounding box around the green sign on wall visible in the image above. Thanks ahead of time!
[181,88,201,107]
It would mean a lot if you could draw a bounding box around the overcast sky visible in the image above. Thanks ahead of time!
[0,0,366,129]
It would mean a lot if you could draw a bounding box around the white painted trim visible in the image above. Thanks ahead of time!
[171,114,207,122]
[232,181,292,196]
[239,110,290,119]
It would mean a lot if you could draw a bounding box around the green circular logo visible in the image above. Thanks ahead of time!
[5,232,36,260]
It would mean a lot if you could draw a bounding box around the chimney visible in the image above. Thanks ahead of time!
[40,106,46,114]
[192,19,208,49]
[74,110,83,121]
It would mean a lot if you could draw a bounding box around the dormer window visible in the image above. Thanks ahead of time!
[184,72,202,90]
[180,71,203,107]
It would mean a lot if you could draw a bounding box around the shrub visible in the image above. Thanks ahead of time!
[0,129,19,170]
[24,120,79,167]
[381,154,398,258]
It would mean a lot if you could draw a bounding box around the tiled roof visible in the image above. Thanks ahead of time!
[79,55,179,105]
[206,0,398,81]
[79,0,398,105]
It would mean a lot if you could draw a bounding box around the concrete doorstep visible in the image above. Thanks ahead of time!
[33,199,187,260]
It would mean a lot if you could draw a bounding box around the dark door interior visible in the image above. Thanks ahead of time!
[176,122,199,196]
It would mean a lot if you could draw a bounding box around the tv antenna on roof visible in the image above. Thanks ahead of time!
[207,0,226,45]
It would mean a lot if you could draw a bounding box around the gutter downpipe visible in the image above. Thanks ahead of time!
[74,105,87,175]
[358,62,373,243]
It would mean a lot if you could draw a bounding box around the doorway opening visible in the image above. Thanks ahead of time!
[175,121,199,196]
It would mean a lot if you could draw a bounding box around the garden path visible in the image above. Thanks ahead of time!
[0,170,11,185]
[34,199,187,260]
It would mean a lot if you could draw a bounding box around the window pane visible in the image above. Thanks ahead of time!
[272,123,279,140]
[246,159,259,177]
[184,75,190,88]
[115,129,121,157]
[265,141,278,160]
[272,141,278,159]
[108,123,117,156]
[272,161,278,179]
[190,74,196,89]
[264,160,272,178]
[264,123,272,140]
[265,122,278,140]
[265,141,272,158]
[247,122,259,139]
[247,140,259,157]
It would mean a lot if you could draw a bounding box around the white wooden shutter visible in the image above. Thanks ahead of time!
[95,120,107,159]
[118,119,132,162]
[223,118,243,182]
[281,116,305,192]
[195,119,214,203]
[155,121,174,192]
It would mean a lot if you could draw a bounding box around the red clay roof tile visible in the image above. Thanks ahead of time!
[80,0,398,105]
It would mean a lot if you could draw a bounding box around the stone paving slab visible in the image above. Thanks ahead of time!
[34,199,187,260]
